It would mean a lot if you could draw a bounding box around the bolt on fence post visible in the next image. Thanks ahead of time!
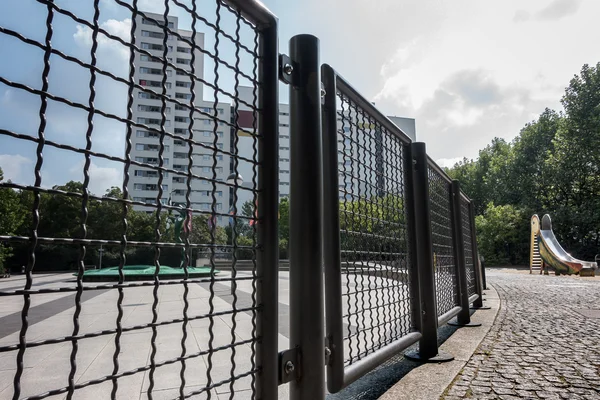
[469,201,489,309]
[289,34,326,400]
[404,143,453,362]
[448,181,481,327]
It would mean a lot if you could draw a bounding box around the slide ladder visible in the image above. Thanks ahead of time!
[530,215,543,274]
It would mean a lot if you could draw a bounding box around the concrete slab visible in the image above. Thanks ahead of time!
[378,285,500,400]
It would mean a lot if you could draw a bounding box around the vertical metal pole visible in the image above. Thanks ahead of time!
[448,181,480,327]
[321,64,344,392]
[256,20,279,400]
[481,257,488,290]
[469,202,486,308]
[404,143,453,362]
[289,34,325,399]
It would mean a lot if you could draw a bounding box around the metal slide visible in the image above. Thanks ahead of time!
[537,214,598,275]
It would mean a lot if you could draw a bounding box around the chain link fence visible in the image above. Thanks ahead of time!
[0,0,279,399]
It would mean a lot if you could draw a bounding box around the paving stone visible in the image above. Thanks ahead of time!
[441,269,600,400]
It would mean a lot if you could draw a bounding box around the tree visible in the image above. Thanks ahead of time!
[475,203,529,266]
[0,167,27,274]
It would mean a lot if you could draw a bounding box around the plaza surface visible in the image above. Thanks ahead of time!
[0,272,292,400]
[0,267,407,400]
[443,268,600,400]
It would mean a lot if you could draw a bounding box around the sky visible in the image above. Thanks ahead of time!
[0,0,599,194]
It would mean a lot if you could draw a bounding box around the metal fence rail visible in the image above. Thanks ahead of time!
[0,0,279,399]
[426,161,460,321]
[321,65,421,393]
[460,195,477,297]
[1,2,485,399]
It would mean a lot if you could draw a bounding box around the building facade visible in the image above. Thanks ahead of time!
[129,12,415,224]
[129,12,231,224]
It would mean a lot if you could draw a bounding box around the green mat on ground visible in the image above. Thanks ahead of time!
[80,265,217,282]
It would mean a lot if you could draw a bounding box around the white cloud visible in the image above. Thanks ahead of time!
[536,0,583,21]
[436,157,465,169]
[73,18,132,72]
[69,161,122,196]
[0,154,33,184]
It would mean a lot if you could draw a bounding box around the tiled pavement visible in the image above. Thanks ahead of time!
[0,273,291,400]
[443,269,600,400]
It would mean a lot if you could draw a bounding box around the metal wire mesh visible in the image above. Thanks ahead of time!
[0,1,272,398]
[427,165,459,317]
[460,197,476,297]
[336,91,413,366]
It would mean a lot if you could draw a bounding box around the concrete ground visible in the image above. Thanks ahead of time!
[0,272,292,400]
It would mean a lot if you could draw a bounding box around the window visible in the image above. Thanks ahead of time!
[174,128,189,135]
[280,123,289,127]
[280,182,290,186]
[280,146,290,151]
[203,131,211,137]
[139,79,171,89]
[140,54,158,62]
[280,135,289,139]
[280,170,290,174]
[174,139,185,146]
[173,152,186,159]
[201,180,210,185]
[279,158,289,162]
[141,30,163,39]
[173,177,185,183]
[136,130,159,138]
[138,92,160,100]
[175,104,189,111]
[140,67,161,74]
[218,108,224,115]
[201,154,223,161]
[175,116,190,123]
[280,112,289,116]
[176,58,191,65]
[177,46,191,53]
[168,46,173,52]
[138,104,161,112]
[176,81,191,88]
[141,42,163,51]
[175,93,192,100]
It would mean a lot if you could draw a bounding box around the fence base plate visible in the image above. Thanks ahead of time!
[404,349,454,363]
[470,306,492,310]
[447,319,482,327]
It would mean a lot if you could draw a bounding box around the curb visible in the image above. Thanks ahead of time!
[378,285,501,400]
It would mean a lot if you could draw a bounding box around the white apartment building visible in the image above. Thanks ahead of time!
[129,12,416,223]
[130,12,231,224]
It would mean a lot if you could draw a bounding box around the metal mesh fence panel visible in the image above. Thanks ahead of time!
[336,91,413,366]
[460,197,476,297]
[0,1,276,398]
[427,165,459,317]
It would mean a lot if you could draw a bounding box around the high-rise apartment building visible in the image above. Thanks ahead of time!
[130,12,416,224]
[130,12,231,223]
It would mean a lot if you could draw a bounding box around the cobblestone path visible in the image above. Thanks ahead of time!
[444,269,600,400]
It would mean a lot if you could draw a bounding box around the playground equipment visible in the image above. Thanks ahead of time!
[530,214,598,276]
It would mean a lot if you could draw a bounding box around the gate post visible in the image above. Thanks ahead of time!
[448,181,481,327]
[404,143,453,362]
[288,34,326,400]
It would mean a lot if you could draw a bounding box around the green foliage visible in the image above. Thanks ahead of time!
[475,203,528,265]
[447,62,600,264]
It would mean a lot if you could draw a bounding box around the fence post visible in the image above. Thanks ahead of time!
[448,181,481,327]
[404,143,453,362]
[469,201,489,310]
[288,34,326,400]
[480,256,488,290]
[256,18,281,400]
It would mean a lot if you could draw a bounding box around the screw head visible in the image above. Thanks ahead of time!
[325,347,332,357]
[283,63,294,75]
[284,360,295,374]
